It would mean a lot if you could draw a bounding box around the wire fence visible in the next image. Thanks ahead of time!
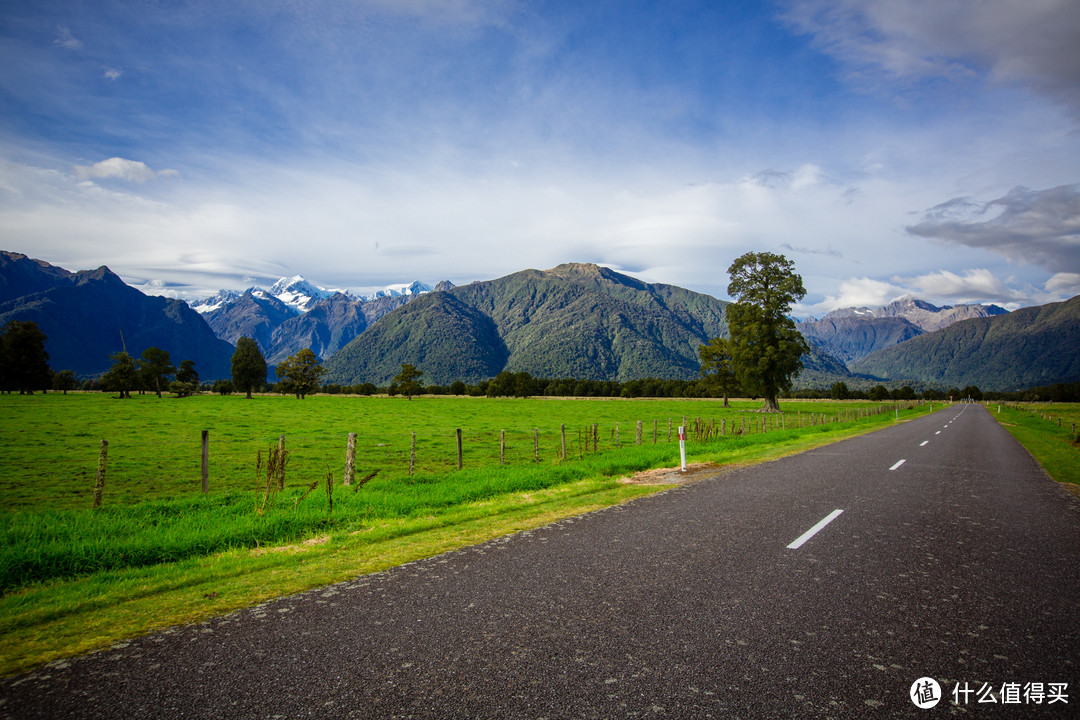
[3,403,909,509]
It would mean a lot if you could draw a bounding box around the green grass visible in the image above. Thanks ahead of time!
[0,392,929,677]
[990,402,1080,486]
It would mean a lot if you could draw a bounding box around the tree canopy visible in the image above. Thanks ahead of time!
[697,337,738,407]
[100,351,139,398]
[389,363,424,400]
[231,336,267,399]
[0,320,51,394]
[140,347,175,398]
[276,348,325,399]
[725,252,809,412]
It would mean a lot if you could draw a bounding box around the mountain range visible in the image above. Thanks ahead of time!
[798,298,1009,364]
[3,250,1078,391]
[0,251,235,379]
[193,277,447,364]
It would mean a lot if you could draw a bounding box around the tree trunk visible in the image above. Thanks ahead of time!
[761,395,780,412]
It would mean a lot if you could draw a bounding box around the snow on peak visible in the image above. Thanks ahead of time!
[190,289,241,314]
[268,275,333,312]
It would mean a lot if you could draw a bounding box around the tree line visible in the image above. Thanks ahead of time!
[5,250,1078,405]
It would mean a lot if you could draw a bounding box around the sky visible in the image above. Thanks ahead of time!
[1,0,1078,316]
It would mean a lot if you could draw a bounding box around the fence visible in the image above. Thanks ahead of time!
[72,403,907,508]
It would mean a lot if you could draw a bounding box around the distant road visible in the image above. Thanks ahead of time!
[4,404,1079,719]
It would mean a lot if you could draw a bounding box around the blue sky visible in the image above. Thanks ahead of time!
[1,0,1078,315]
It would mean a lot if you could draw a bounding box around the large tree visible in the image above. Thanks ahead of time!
[100,351,139,398]
[231,336,267,399]
[140,347,175,398]
[389,363,424,400]
[276,348,325,399]
[697,336,738,407]
[0,320,52,394]
[725,252,809,412]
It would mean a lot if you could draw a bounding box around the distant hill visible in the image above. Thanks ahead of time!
[324,263,736,385]
[0,252,235,379]
[799,298,1008,363]
[850,295,1080,390]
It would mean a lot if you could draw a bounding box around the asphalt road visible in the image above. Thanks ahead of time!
[3,404,1079,719]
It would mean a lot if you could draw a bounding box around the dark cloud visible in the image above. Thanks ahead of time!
[906,184,1080,273]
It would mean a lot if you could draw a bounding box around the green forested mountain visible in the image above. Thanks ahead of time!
[849,295,1080,390]
[324,263,732,385]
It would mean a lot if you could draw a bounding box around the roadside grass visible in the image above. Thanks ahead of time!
[0,393,930,677]
[991,402,1080,487]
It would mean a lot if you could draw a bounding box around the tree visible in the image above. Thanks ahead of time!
[170,359,199,397]
[231,336,267,399]
[389,363,424,400]
[0,320,52,394]
[276,348,325,399]
[100,351,139,398]
[139,347,175,398]
[830,381,851,400]
[698,337,738,407]
[869,384,890,401]
[52,369,79,394]
[725,252,810,412]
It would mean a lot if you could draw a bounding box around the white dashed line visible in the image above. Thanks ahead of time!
[889,459,906,471]
[787,510,844,550]
[920,441,929,447]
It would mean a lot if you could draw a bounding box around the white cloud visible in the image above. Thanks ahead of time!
[53,26,83,51]
[1046,272,1080,297]
[73,158,179,184]
[103,68,122,81]
[899,268,1026,305]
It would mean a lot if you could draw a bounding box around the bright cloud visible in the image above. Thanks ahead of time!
[73,158,178,184]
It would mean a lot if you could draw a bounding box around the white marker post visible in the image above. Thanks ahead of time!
[678,425,687,472]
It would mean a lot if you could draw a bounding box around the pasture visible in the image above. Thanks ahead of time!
[0,392,925,676]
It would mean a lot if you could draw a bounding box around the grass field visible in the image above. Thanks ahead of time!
[0,392,927,676]
[991,402,1080,487]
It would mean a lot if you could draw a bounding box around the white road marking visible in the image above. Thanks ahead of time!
[935,431,941,435]
[920,441,929,446]
[890,459,906,470]
[787,510,844,550]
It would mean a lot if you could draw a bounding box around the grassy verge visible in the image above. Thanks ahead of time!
[990,402,1080,487]
[0,397,929,677]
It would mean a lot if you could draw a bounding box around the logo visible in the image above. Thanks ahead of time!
[911,677,942,709]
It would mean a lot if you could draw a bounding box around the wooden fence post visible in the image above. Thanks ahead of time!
[201,430,209,493]
[500,430,506,465]
[456,428,463,470]
[410,432,416,475]
[560,424,566,460]
[92,439,108,509]
[636,421,642,446]
[344,432,357,486]
[653,419,657,444]
[534,428,539,462]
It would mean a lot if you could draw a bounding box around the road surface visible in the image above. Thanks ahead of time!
[3,404,1078,718]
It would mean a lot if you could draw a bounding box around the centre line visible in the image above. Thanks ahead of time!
[889,459,906,470]
[787,509,844,550]
[919,441,929,446]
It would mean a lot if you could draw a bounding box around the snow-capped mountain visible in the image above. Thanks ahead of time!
[188,274,446,362]
[268,275,346,313]
[799,297,1009,364]
[359,280,433,301]
[189,289,242,314]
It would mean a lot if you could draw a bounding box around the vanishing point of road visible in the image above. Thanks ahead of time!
[3,404,1079,719]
